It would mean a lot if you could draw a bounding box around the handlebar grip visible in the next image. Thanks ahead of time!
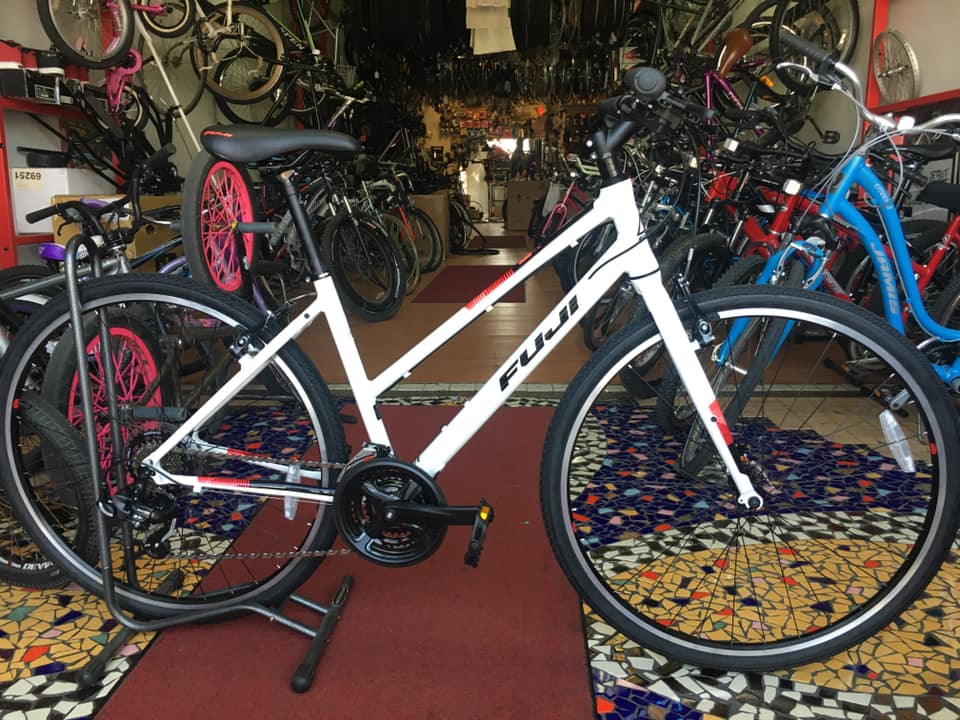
[25,204,63,224]
[236,222,279,234]
[623,66,666,102]
[597,97,622,117]
[779,31,835,68]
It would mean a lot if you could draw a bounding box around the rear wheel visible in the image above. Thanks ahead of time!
[41,313,176,488]
[0,274,348,618]
[542,286,960,670]
[771,0,860,94]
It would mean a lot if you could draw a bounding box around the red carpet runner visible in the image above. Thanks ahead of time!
[98,405,592,720]
[414,265,526,304]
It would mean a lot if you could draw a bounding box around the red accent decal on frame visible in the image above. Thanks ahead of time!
[466,268,515,309]
[709,399,734,445]
[199,477,251,488]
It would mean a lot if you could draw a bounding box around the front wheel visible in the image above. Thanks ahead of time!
[38,0,135,69]
[0,391,97,589]
[541,285,960,670]
[321,212,405,321]
[181,151,258,300]
[192,3,285,103]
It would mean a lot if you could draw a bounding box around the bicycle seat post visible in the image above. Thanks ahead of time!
[277,169,327,280]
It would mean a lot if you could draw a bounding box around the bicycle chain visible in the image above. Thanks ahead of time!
[134,442,352,561]
[175,547,353,561]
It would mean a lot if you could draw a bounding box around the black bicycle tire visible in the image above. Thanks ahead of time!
[448,199,469,251]
[321,212,405,321]
[770,0,860,95]
[0,265,58,319]
[138,0,196,38]
[541,284,960,670]
[138,51,206,117]
[38,0,135,69]
[0,391,97,589]
[381,212,421,294]
[409,207,443,272]
[213,77,295,126]
[617,231,732,396]
[0,273,348,618]
[192,3,286,103]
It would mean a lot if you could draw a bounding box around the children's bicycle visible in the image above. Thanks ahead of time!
[2,68,959,673]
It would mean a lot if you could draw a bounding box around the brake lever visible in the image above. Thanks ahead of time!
[775,61,824,87]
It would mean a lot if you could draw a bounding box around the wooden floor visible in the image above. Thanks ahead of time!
[302,222,592,387]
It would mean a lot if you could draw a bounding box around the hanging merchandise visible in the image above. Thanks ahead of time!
[466,0,516,55]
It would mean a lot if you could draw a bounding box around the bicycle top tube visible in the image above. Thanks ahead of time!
[821,154,960,345]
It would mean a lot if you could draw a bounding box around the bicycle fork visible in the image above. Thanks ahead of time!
[629,242,764,510]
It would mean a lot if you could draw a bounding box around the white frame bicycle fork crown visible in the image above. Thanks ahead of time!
[142,178,762,509]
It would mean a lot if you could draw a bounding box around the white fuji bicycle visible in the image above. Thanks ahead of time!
[1,67,958,672]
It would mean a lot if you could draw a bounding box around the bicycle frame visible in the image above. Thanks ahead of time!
[735,152,960,386]
[142,177,762,508]
[820,155,960,384]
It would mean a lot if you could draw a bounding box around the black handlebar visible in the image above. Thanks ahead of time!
[24,204,64,224]
[26,144,176,231]
[779,31,837,70]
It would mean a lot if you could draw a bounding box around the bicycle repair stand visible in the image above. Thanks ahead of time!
[61,236,353,694]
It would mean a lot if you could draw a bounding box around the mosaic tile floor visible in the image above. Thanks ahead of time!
[0,392,958,719]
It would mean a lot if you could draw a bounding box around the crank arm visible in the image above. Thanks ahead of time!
[381,503,481,527]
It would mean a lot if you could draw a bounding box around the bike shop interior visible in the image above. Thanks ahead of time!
[0,1,959,719]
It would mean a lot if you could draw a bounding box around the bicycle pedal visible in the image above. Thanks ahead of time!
[464,500,495,568]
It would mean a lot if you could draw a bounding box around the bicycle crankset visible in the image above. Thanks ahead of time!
[333,457,494,568]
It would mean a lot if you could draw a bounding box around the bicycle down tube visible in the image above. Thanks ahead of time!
[142,179,763,509]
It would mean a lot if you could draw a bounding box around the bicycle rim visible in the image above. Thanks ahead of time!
[0,275,347,617]
[42,0,133,68]
[543,286,960,669]
[139,0,195,38]
[199,161,255,293]
[195,5,285,103]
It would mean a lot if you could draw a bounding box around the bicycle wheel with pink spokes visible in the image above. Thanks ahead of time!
[42,314,173,491]
[182,150,258,300]
[38,0,135,69]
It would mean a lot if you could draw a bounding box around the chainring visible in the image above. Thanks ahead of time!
[333,458,447,567]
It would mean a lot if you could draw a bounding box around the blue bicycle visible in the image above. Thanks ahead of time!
[654,31,960,473]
